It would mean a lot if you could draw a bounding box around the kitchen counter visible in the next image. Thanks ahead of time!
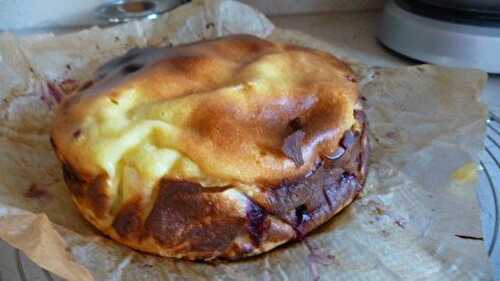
[271,11,500,280]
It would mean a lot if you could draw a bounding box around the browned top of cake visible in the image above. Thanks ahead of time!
[51,35,359,187]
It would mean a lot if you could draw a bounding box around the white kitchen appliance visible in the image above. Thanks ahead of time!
[379,0,500,73]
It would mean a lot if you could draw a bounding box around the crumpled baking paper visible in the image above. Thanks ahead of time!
[0,0,492,280]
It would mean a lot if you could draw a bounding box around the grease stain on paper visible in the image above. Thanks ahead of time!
[24,183,51,200]
[450,162,477,184]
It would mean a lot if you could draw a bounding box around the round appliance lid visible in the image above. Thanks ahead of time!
[378,0,500,73]
[397,0,500,26]
[419,0,500,13]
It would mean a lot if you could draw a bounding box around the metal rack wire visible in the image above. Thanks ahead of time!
[481,112,500,258]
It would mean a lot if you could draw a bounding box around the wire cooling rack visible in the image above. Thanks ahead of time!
[480,111,500,273]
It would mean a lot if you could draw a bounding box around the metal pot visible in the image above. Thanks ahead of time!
[0,0,185,33]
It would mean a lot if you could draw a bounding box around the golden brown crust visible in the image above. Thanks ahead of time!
[51,35,358,183]
[51,35,369,260]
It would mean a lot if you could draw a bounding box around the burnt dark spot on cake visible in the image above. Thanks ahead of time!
[295,204,311,226]
[145,180,246,256]
[282,130,305,167]
[49,137,57,150]
[62,163,86,198]
[283,117,310,165]
[62,163,85,184]
[72,129,81,139]
[288,117,303,131]
[86,175,109,218]
[122,63,143,75]
[339,172,354,184]
[246,202,269,245]
[253,118,369,238]
[293,203,313,239]
[113,197,143,238]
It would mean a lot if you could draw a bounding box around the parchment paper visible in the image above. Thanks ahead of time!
[0,0,492,280]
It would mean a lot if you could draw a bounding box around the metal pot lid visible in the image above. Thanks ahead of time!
[95,0,185,24]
